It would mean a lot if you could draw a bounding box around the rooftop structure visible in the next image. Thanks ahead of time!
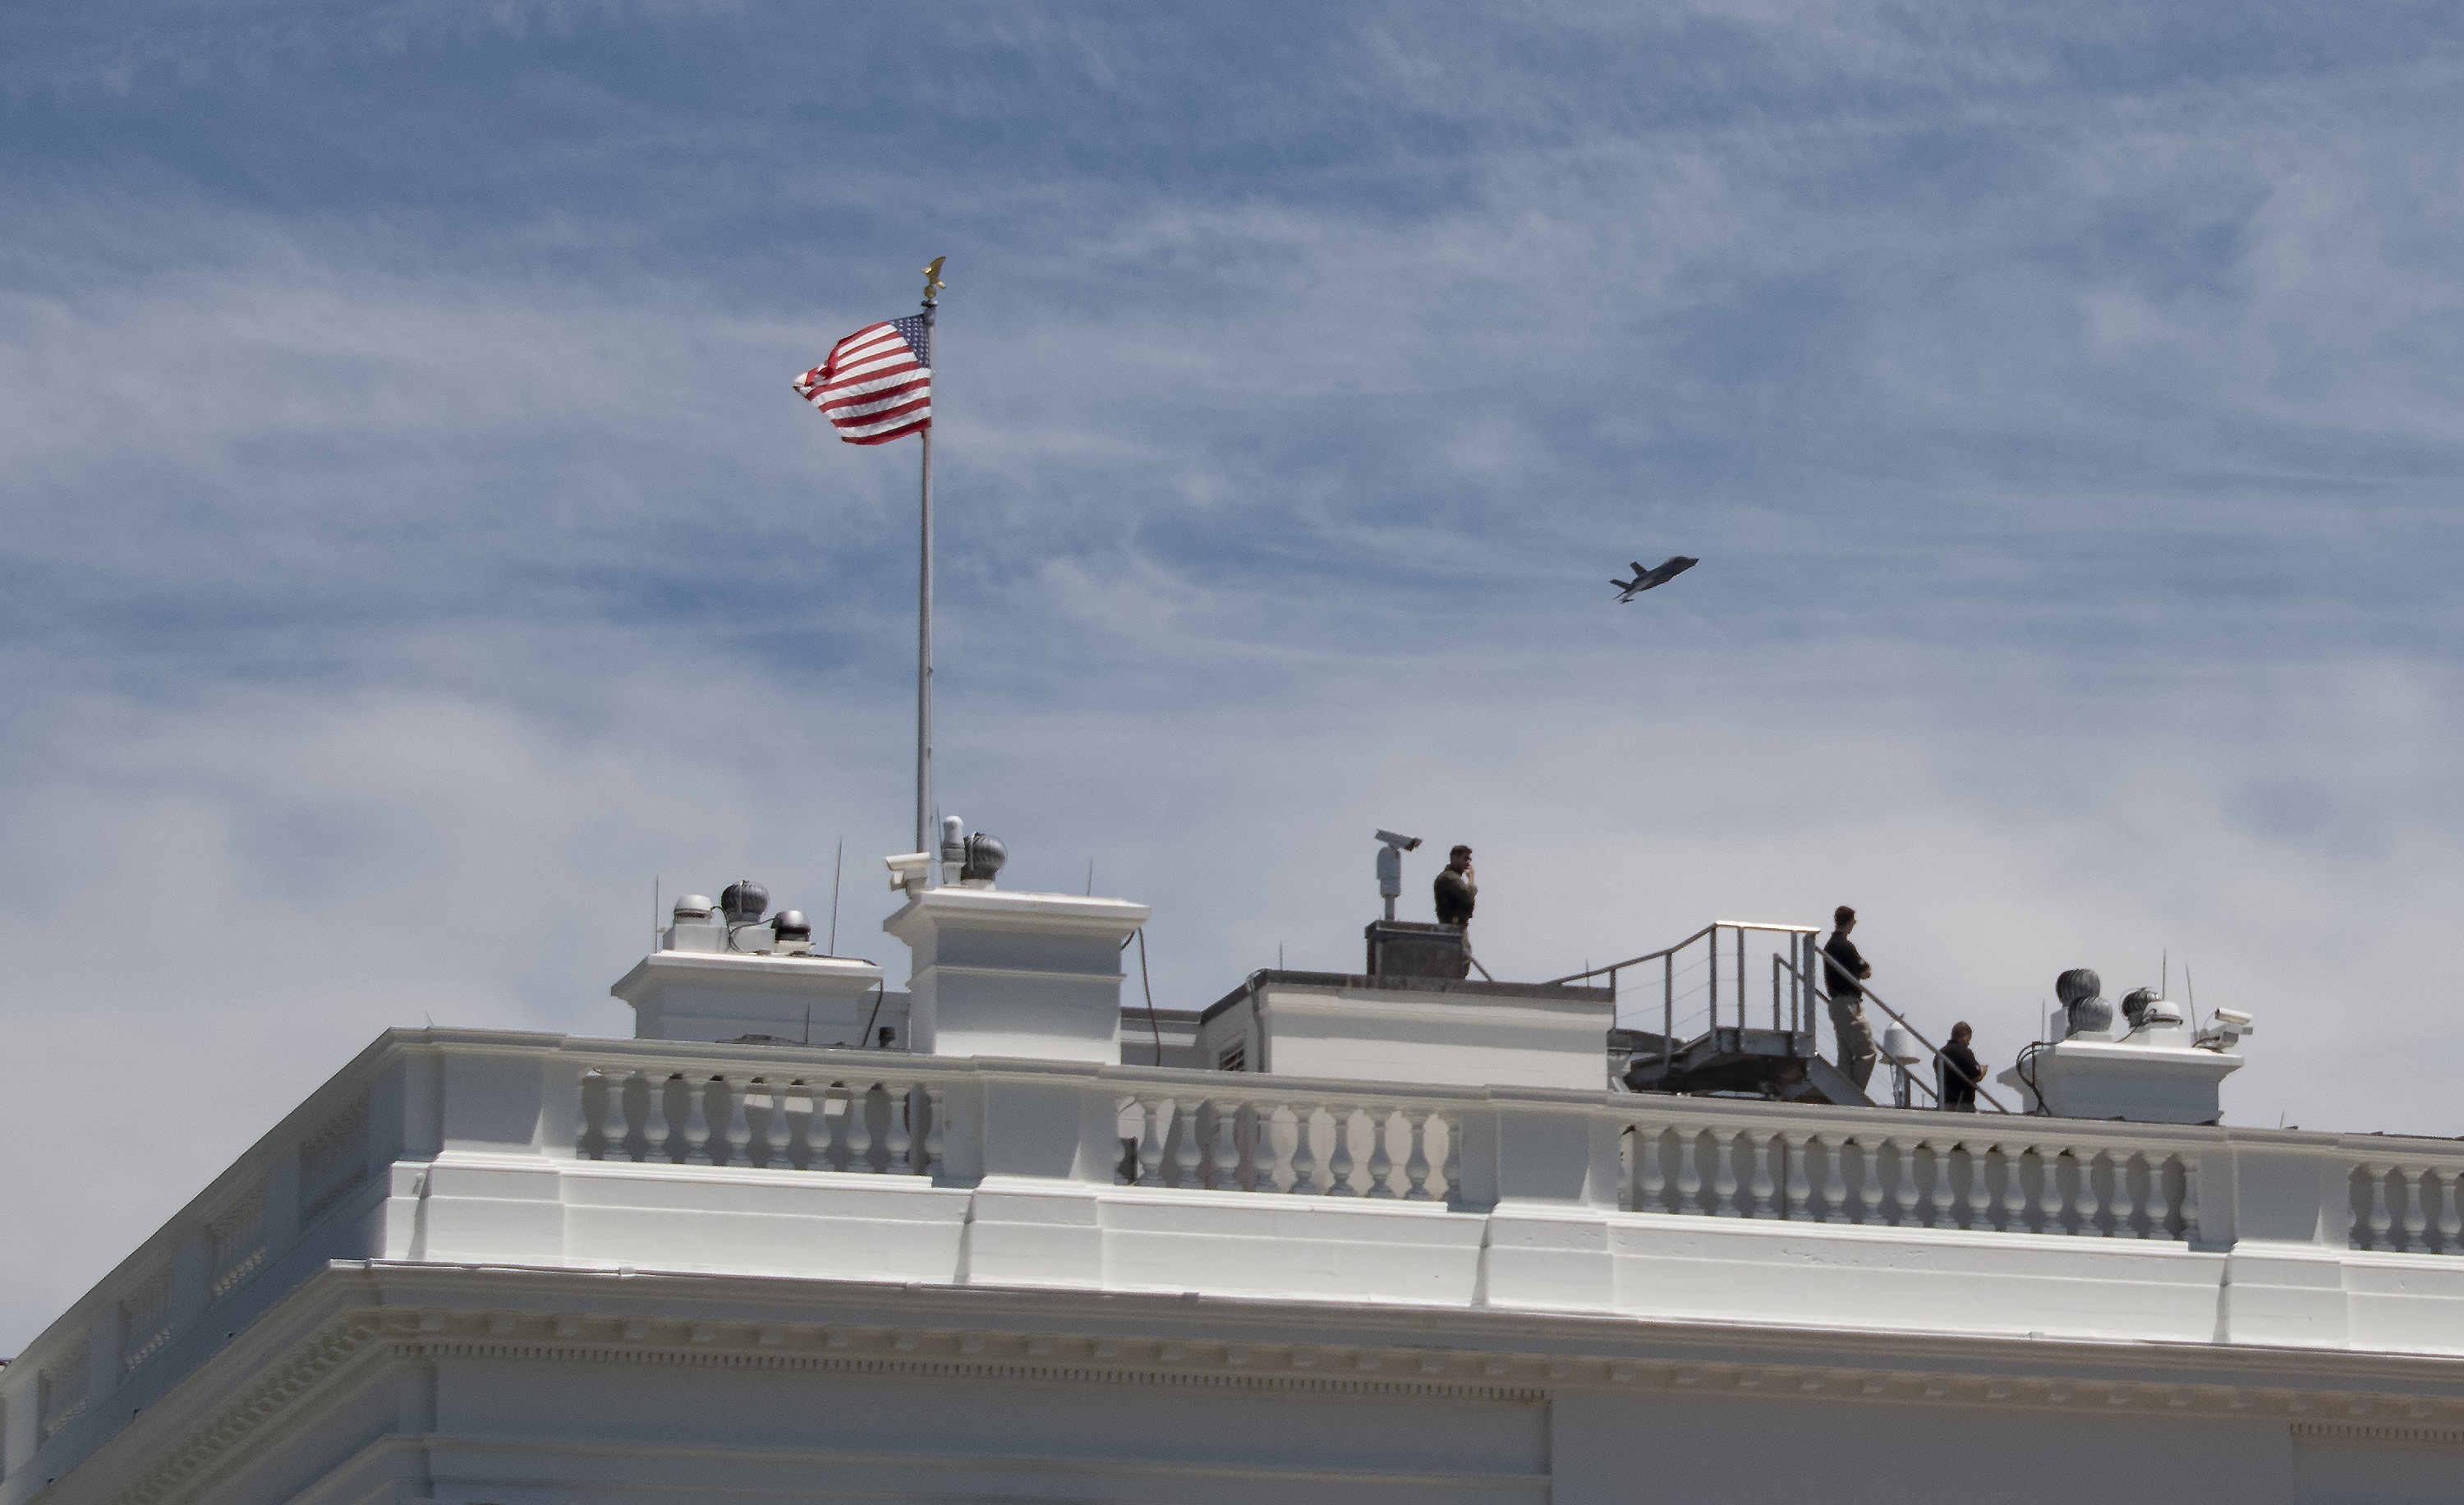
[3,848,2458,1505]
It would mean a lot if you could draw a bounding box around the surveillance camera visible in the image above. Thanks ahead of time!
[1374,830,1423,851]
[2212,1007,2252,1026]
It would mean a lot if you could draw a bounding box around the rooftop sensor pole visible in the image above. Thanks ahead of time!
[1374,830,1423,922]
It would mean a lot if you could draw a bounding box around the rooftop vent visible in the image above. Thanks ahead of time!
[933,813,1007,889]
[719,881,770,926]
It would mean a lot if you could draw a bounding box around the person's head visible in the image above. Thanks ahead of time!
[1951,1021,1973,1043]
[1449,844,1473,869]
[1834,904,1855,932]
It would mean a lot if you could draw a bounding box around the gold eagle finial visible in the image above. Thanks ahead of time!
[920,256,948,302]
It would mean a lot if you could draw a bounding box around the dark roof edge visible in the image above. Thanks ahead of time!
[1201,969,1615,1024]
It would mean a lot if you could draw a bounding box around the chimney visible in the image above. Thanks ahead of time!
[611,886,885,1044]
[880,827,1148,1061]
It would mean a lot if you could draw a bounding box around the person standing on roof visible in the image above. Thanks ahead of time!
[1938,1021,1985,1111]
[1433,845,1477,928]
[1823,904,1879,1090]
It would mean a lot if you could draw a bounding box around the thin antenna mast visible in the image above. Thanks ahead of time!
[828,837,845,956]
[653,875,660,950]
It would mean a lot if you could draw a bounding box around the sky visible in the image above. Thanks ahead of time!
[7,1,2464,1350]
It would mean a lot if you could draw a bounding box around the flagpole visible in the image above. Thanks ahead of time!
[917,260,943,881]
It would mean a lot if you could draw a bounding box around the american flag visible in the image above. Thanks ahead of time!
[793,315,932,444]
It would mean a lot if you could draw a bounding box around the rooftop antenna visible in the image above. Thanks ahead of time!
[1373,830,1423,921]
[1086,858,1095,896]
[2162,948,2168,999]
[653,874,660,950]
[828,837,844,956]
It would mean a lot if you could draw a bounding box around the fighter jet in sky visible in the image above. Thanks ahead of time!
[1612,555,1699,602]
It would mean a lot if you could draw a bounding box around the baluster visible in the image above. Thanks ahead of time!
[1135,1098,1165,1187]
[2109,1151,2141,1239]
[1781,1131,1810,1222]
[2365,1166,2393,1250]
[2437,1170,2462,1255]
[761,1079,792,1168]
[1248,1104,1282,1193]
[2038,1146,2066,1234]
[1634,1127,1665,1212]
[1747,1130,1777,1219]
[2402,1167,2430,1253]
[644,1073,674,1164]
[2001,1144,2030,1232]
[1852,1139,1882,1225]
[614,1074,646,1167]
[1712,1130,1742,1216]
[722,1078,751,1167]
[1963,1144,1993,1231]
[886,1084,914,1174]
[1326,1105,1358,1196]
[1439,1114,1462,1205]
[844,1084,875,1172]
[684,1077,715,1165]
[2145,1153,2174,1240]
[1403,1111,1432,1200]
[1820,1134,1848,1223]
[1891,1139,1922,1227]
[1289,1105,1320,1194]
[1676,1130,1703,1215]
[923,1086,946,1180]
[577,1070,606,1158]
[2077,1149,2106,1236]
[2178,1154,2202,1245]
[1209,1102,1239,1191]
[2030,1153,2070,1236]
[1926,1141,1956,1229]
[793,1080,827,1170]
[1175,1100,1205,1189]
[1365,1107,1396,1198]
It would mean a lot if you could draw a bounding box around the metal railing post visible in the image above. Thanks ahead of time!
[1708,927,1718,1034]
[1662,953,1674,1077]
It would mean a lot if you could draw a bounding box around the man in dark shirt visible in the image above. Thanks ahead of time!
[1822,905,1878,1089]
[1939,1021,1985,1111]
[1433,845,1477,927]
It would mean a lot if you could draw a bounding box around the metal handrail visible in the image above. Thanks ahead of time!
[1781,957,2013,1115]
[1544,921,1818,986]
[1555,922,1823,1082]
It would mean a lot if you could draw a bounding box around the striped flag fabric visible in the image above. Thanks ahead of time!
[793,315,932,444]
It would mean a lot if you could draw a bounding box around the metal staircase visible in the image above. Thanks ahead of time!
[1563,920,2002,1111]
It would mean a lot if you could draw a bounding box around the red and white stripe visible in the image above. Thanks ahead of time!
[793,321,931,444]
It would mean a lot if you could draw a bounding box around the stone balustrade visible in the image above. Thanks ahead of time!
[580,1067,948,1176]
[9,1026,2464,1495]
[1620,1111,2202,1240]
[1115,1094,1464,1202]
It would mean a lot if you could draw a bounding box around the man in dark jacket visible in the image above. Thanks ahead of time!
[1939,1021,1986,1111]
[1433,845,1477,927]
[1823,905,1878,1090]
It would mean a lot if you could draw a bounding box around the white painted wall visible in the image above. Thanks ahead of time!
[9,1029,2464,1505]
[1196,977,1615,1090]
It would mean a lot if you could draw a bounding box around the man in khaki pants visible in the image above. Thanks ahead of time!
[1823,904,1878,1091]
